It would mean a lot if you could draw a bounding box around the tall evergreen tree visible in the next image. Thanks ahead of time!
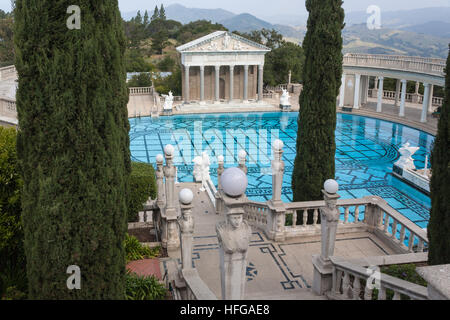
[428,45,450,265]
[291,0,344,223]
[135,10,142,25]
[159,4,166,20]
[14,0,131,299]
[143,10,149,27]
[151,5,159,21]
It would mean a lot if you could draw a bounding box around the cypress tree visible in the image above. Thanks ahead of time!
[428,45,450,265]
[291,0,344,223]
[14,0,131,299]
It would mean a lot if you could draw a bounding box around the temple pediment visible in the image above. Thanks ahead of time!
[176,31,271,53]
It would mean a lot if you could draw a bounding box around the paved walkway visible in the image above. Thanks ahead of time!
[161,182,396,300]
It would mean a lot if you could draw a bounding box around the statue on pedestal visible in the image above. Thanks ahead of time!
[395,142,420,171]
[162,91,174,111]
[280,89,291,110]
[192,152,211,183]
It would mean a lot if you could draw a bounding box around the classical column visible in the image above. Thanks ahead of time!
[216,168,252,300]
[178,188,195,270]
[200,65,205,105]
[215,65,220,104]
[428,84,434,112]
[399,79,407,117]
[353,74,361,109]
[421,83,431,123]
[184,65,190,103]
[243,65,249,103]
[312,180,341,295]
[229,65,234,103]
[394,79,401,107]
[376,77,384,113]
[339,73,346,107]
[258,64,264,102]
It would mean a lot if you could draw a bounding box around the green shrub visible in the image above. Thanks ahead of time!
[125,271,167,300]
[0,127,27,298]
[128,162,157,222]
[1,286,27,300]
[124,233,161,263]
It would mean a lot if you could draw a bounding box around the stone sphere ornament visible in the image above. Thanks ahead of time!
[156,154,164,163]
[272,139,284,151]
[179,188,194,205]
[164,144,175,156]
[217,155,224,163]
[238,149,247,160]
[324,179,339,194]
[221,167,248,197]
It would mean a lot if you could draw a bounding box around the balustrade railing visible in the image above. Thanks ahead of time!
[181,269,218,300]
[0,65,17,81]
[343,53,445,76]
[129,87,154,95]
[328,257,428,300]
[243,201,270,229]
[367,89,442,107]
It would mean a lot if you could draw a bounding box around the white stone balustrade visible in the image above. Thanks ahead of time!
[129,87,153,95]
[328,257,428,300]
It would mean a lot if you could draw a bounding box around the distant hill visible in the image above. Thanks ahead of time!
[401,21,450,39]
[219,13,273,32]
[165,3,235,25]
[342,24,450,58]
[345,7,450,28]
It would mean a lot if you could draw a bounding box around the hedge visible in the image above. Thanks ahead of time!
[128,162,157,222]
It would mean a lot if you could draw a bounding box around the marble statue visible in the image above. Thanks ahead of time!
[395,142,420,171]
[280,89,291,106]
[233,41,243,51]
[223,33,230,50]
[163,91,174,111]
[192,152,211,183]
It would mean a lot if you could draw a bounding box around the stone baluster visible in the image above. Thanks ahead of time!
[408,233,415,252]
[378,286,387,300]
[216,155,225,215]
[391,219,398,240]
[354,206,360,222]
[216,167,252,300]
[352,276,361,300]
[178,188,195,270]
[302,209,308,227]
[313,209,319,226]
[267,140,286,241]
[312,179,341,295]
[238,149,247,174]
[399,225,406,245]
[163,144,180,251]
[344,207,350,223]
[342,272,351,298]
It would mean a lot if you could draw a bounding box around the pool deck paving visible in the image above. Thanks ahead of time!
[161,182,396,300]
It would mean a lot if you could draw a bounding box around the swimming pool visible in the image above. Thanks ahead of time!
[129,112,434,229]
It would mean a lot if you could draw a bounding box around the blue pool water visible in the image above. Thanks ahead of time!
[129,112,434,229]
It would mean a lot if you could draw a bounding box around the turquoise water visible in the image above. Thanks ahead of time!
[129,112,434,229]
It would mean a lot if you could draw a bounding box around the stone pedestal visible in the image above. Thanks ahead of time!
[312,254,334,296]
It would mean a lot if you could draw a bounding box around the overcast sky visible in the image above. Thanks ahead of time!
[1,0,449,16]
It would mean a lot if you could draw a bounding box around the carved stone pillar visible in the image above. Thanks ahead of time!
[178,189,195,270]
[216,181,252,300]
[312,181,341,295]
[238,150,247,175]
[156,154,165,208]
[163,145,180,250]
[267,140,286,242]
[216,155,225,215]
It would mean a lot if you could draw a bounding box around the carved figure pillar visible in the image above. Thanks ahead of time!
[163,144,180,250]
[156,154,165,208]
[216,168,252,300]
[238,149,247,174]
[216,155,225,215]
[312,180,341,295]
[178,188,195,270]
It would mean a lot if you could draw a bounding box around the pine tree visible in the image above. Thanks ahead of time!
[14,0,131,299]
[291,0,344,223]
[151,5,159,21]
[428,45,450,265]
[159,4,166,20]
[143,10,149,27]
[135,10,142,25]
